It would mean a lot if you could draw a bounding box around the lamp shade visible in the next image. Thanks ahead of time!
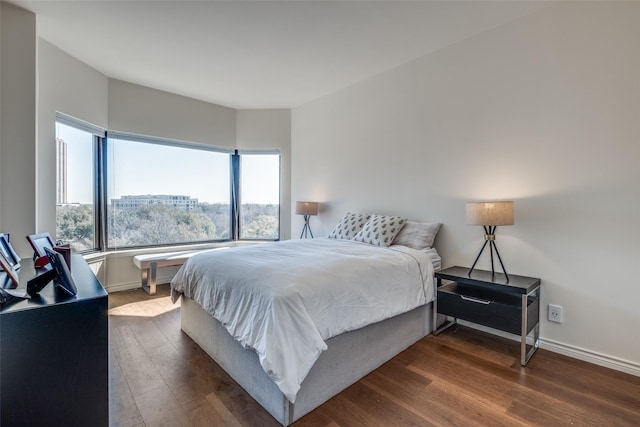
[466,201,514,226]
[296,201,318,216]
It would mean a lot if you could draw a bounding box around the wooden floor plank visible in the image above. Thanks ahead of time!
[133,385,192,427]
[405,342,518,410]
[158,352,224,406]
[109,355,145,427]
[182,398,232,427]
[341,381,433,426]
[377,358,432,391]
[110,324,167,397]
[288,408,337,427]
[203,392,244,427]
[313,388,384,426]
[505,400,572,427]
[410,334,640,426]
[108,287,640,426]
[522,350,640,411]
[359,371,440,426]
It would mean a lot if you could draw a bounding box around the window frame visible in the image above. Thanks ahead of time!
[54,119,281,253]
[236,149,282,241]
[55,113,107,253]
[103,132,236,250]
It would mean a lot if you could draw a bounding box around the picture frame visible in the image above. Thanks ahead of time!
[53,243,72,271]
[45,247,77,296]
[0,251,20,287]
[0,233,21,270]
[26,232,55,258]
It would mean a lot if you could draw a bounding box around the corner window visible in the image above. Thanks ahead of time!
[54,115,280,252]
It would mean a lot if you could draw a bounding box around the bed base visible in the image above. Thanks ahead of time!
[180,297,434,425]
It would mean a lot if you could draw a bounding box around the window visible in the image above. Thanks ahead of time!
[106,135,231,248]
[55,116,103,252]
[55,115,280,252]
[239,153,280,239]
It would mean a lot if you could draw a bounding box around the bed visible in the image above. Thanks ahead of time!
[171,218,441,425]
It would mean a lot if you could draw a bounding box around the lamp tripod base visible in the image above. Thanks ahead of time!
[468,225,509,282]
[300,215,314,239]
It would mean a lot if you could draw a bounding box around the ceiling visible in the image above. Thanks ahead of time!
[10,1,546,109]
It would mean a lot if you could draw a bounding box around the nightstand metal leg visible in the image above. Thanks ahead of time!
[520,289,540,366]
[433,276,457,335]
[434,316,457,335]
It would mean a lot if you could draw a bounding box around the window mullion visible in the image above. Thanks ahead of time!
[96,136,107,251]
[231,150,240,240]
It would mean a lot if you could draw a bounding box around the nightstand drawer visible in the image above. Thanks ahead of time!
[438,283,539,335]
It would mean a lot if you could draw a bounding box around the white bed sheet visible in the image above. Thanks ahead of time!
[170,238,434,403]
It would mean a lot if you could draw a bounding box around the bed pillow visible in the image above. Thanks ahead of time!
[327,212,372,240]
[392,221,441,249]
[352,214,407,247]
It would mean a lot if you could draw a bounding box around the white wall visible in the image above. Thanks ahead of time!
[109,79,236,147]
[292,2,640,370]
[37,39,109,238]
[236,109,292,240]
[0,2,36,257]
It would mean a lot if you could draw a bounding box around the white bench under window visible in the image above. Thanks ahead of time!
[132,248,226,295]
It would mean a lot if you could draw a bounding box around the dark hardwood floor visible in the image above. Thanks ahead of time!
[108,285,640,426]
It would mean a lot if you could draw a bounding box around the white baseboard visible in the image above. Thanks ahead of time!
[456,320,640,378]
[106,281,140,293]
[540,338,640,377]
[105,274,175,293]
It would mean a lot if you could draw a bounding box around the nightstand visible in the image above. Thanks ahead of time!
[433,266,541,366]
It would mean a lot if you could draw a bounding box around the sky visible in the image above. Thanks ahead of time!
[57,122,280,205]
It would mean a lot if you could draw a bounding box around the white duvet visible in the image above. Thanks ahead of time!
[170,238,434,403]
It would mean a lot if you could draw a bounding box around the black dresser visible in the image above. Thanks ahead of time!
[0,254,108,426]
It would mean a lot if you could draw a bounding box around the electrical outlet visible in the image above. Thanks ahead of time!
[548,304,563,323]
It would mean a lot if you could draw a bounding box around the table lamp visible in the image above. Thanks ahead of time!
[296,201,318,239]
[466,201,514,281]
